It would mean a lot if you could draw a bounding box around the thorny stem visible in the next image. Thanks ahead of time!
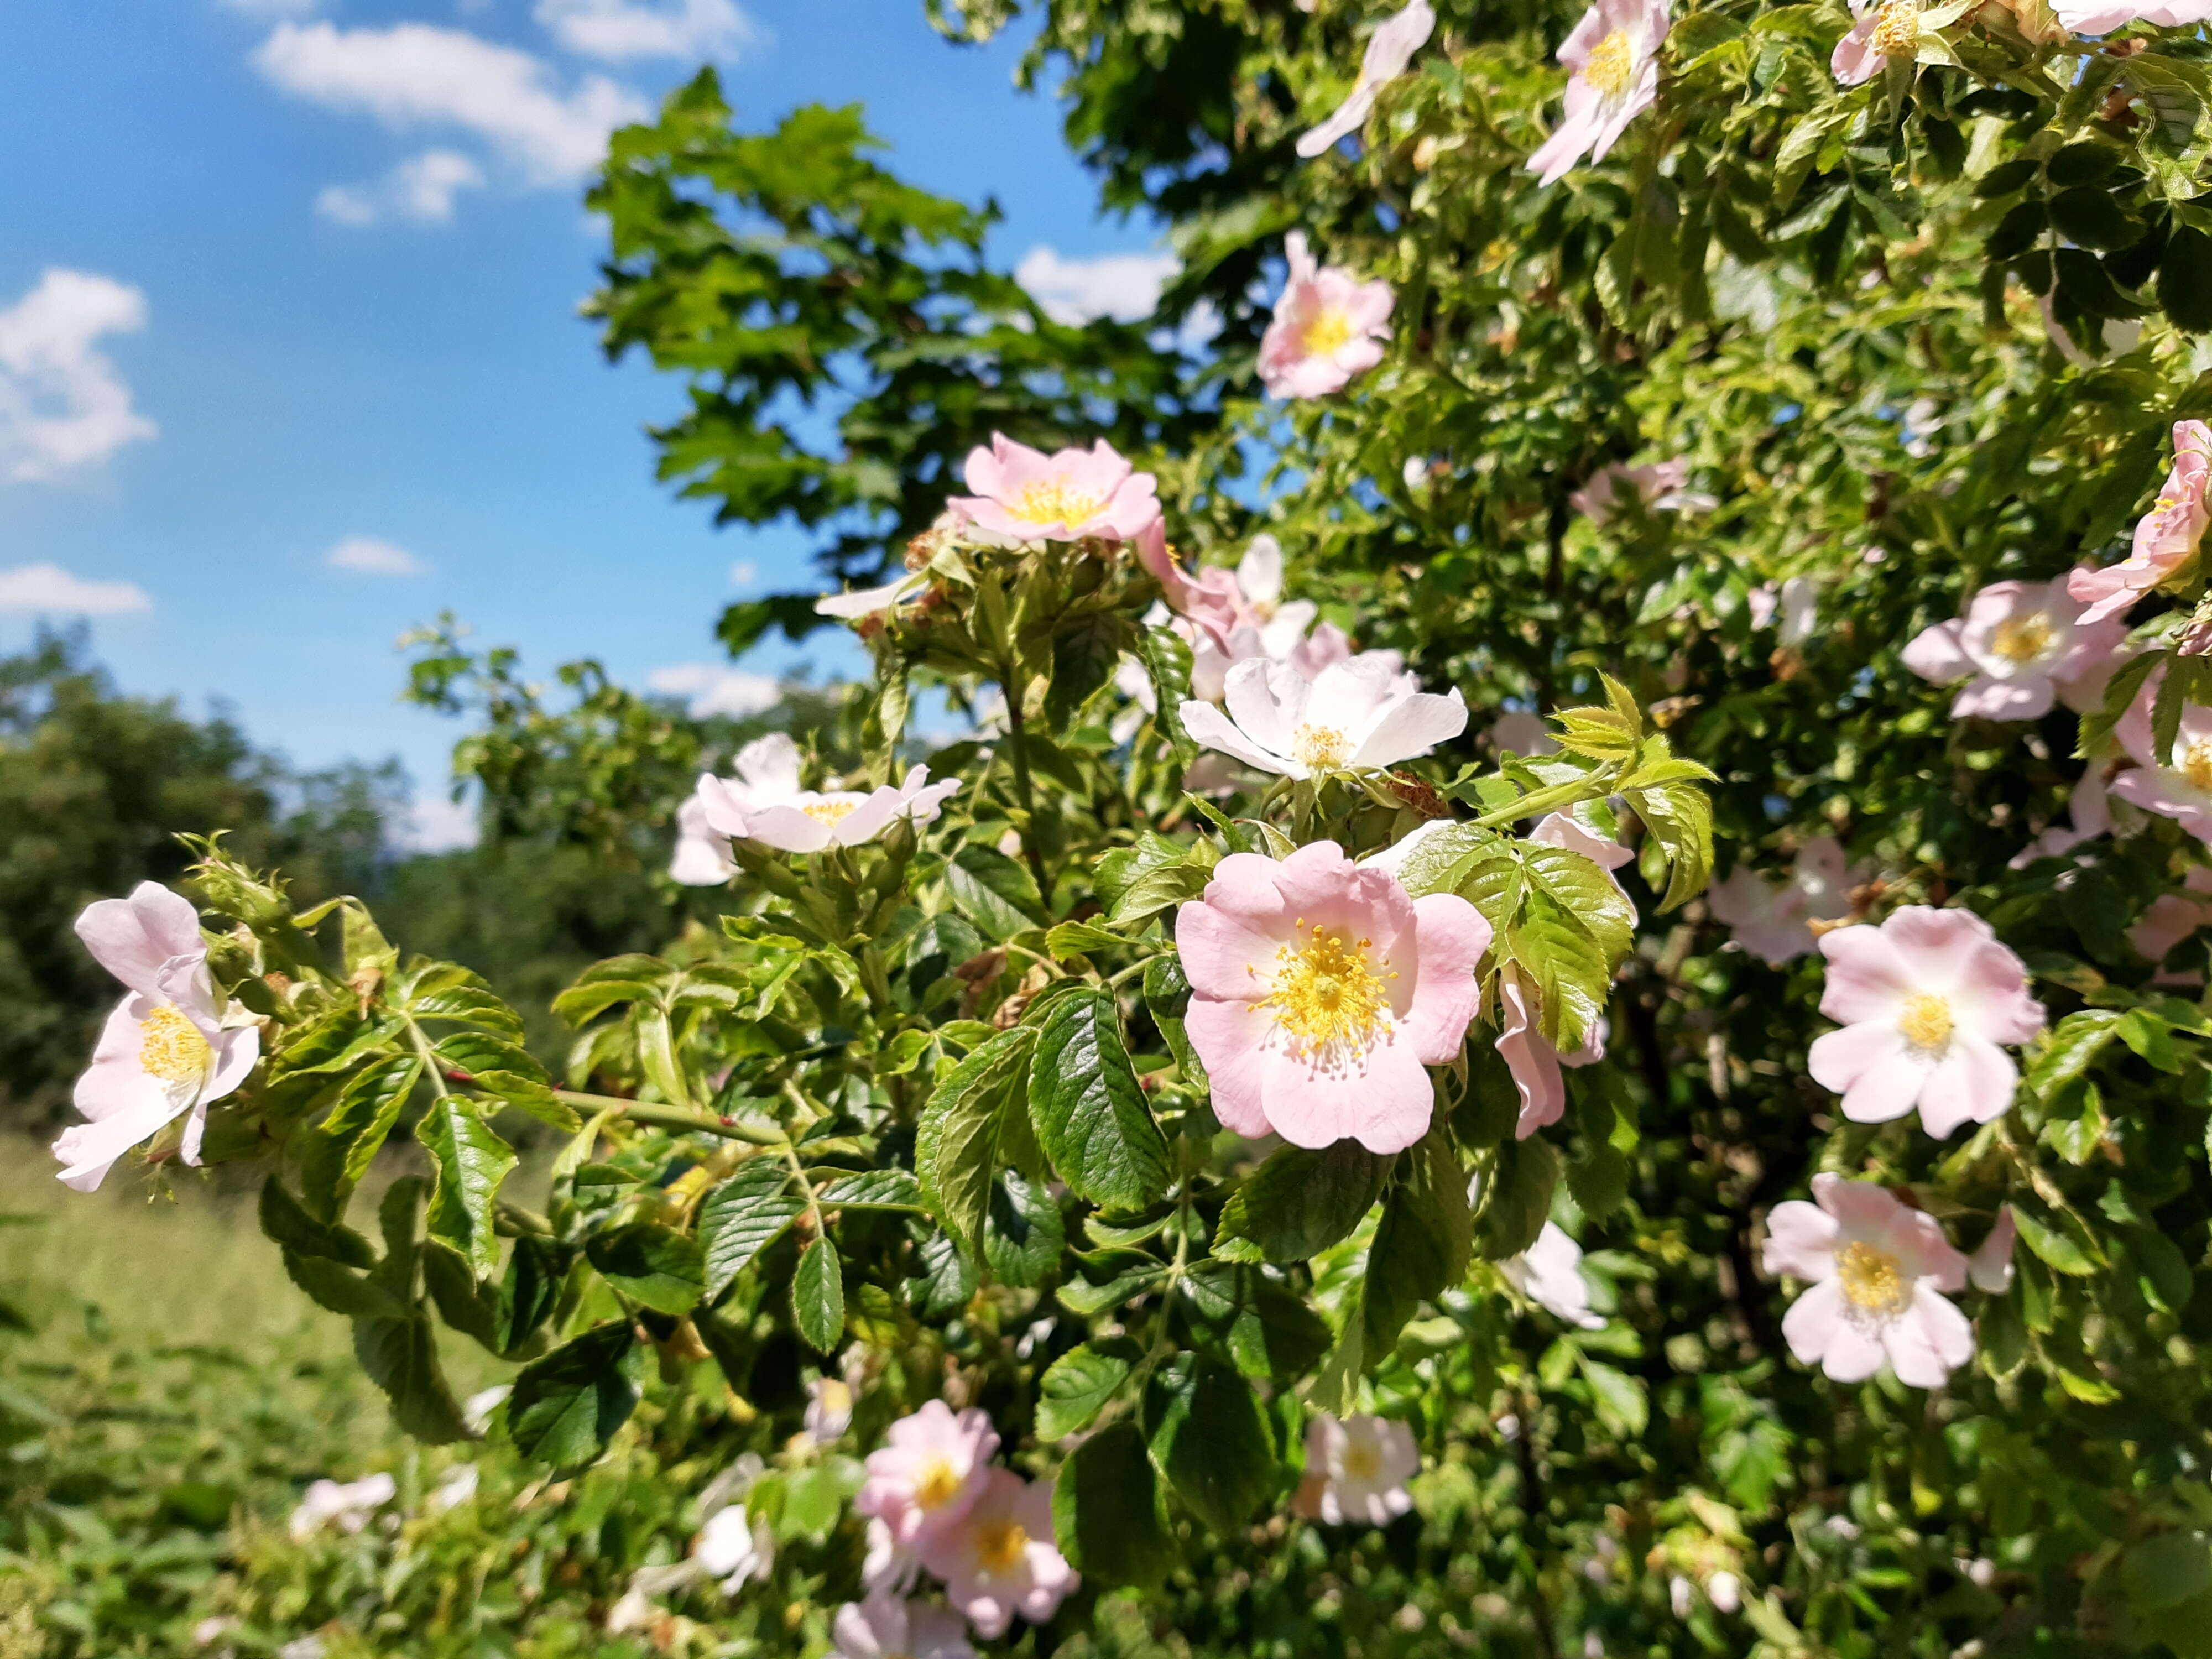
[999,671,1057,903]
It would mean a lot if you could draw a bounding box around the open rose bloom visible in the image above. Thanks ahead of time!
[2055,0,2212,26]
[2069,420,2211,624]
[1527,0,1671,185]
[1176,841,1489,1154]
[1181,656,1466,780]
[695,733,961,855]
[56,883,260,1192]
[1831,0,1976,85]
[1762,1174,1974,1387]
[1808,907,2045,1137]
[1291,1413,1419,1526]
[916,1468,1076,1640]
[855,1402,998,1550]
[1707,835,1865,966]
[1259,233,1394,400]
[947,434,1161,544]
[1569,456,1713,524]
[1500,1220,1606,1329]
[2113,682,2212,845]
[1296,0,1437,158]
[830,1594,976,1659]
[1901,572,2126,720]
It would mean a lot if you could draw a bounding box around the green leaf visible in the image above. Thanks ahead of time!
[1179,1262,1333,1382]
[508,1321,647,1468]
[416,1098,517,1279]
[1053,1419,1179,1590]
[1477,1134,1562,1261]
[302,1055,422,1223]
[1364,1128,1473,1358]
[2011,1197,2099,1276]
[259,1176,375,1268]
[1212,1142,1392,1264]
[984,1172,1066,1289]
[1144,1353,1276,1535]
[1056,1246,1167,1316]
[1029,989,1171,1212]
[2027,1009,2124,1097]
[1143,953,1207,1086]
[1036,1338,1141,1440]
[352,1308,473,1444]
[947,844,1047,940]
[1140,623,1197,763]
[698,1158,805,1298]
[587,1222,707,1314]
[2118,1008,2185,1074]
[916,1026,1038,1255]
[283,1249,406,1321]
[816,1167,927,1212]
[2127,1532,2212,1613]
[1580,1357,1650,1439]
[2163,227,2212,332]
[1046,612,1127,728]
[793,1234,846,1352]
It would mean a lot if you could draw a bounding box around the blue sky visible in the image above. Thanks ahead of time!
[0,0,1174,845]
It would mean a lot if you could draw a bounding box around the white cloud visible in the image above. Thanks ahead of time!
[328,534,425,576]
[648,662,780,718]
[0,562,152,616]
[536,0,755,60]
[318,149,487,226]
[400,792,481,853]
[1015,245,1178,326]
[253,22,651,187]
[729,559,757,588]
[0,270,157,485]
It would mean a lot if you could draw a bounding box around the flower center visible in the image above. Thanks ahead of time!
[1260,922,1397,1062]
[914,1457,963,1511]
[975,1519,1029,1574]
[139,1004,212,1086]
[1301,307,1357,357]
[815,1379,850,1418]
[1989,614,2053,664]
[1341,1440,1383,1482]
[1837,1240,1909,1314]
[802,799,859,826]
[2182,739,2212,792]
[1291,723,1352,768]
[1898,992,1953,1051]
[1005,479,1107,528]
[1870,0,1921,55]
[1584,28,1637,95]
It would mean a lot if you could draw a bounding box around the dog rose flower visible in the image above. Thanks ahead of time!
[917,1469,1076,1640]
[1901,573,2127,721]
[1181,656,1466,779]
[2008,771,2111,869]
[856,1402,998,1550]
[830,1594,976,1659]
[1259,234,1394,399]
[1291,1413,1419,1526]
[1807,907,2046,1137]
[2131,865,2212,969]
[1176,840,1489,1154]
[1762,1174,1974,1387]
[2113,683,2212,845]
[948,434,1162,544]
[56,883,260,1192]
[1500,1221,1605,1329]
[1707,836,1864,966]
[288,1472,396,1541]
[696,740,961,854]
[1569,456,1713,524]
[1527,0,1671,185]
[669,792,739,886]
[1831,0,1975,85]
[2069,421,2211,624]
[2054,0,2212,34]
[1296,0,1437,158]
[1493,964,1603,1137]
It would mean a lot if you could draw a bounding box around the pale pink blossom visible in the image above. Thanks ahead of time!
[1180,656,1466,779]
[1527,0,1672,186]
[1259,234,1394,399]
[696,1505,776,1592]
[1176,840,1489,1154]
[1296,0,1437,158]
[863,1517,924,1595]
[2008,771,2112,869]
[1500,1221,1605,1328]
[830,1594,976,1659]
[56,884,260,1192]
[948,434,1162,544]
[855,1401,998,1550]
[696,744,961,855]
[1291,1413,1419,1525]
[1968,1206,2017,1295]
[1706,836,1865,966]
[2113,684,2212,844]
[669,791,738,886]
[288,1472,395,1540]
[1762,1174,1974,1387]
[1901,573,2128,721]
[2069,421,2211,624]
[2056,0,2212,31]
[1807,907,2046,1138]
[1832,0,1975,85]
[817,571,928,621]
[1571,457,1712,524]
[2130,865,2212,974]
[917,1469,1076,1640]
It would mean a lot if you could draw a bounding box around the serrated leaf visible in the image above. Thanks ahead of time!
[507,1321,646,1467]
[1037,1338,1140,1440]
[1029,989,1171,1212]
[1054,1419,1178,1589]
[793,1234,846,1352]
[1213,1142,1392,1264]
[416,1098,517,1279]
[1144,1353,1276,1535]
[587,1222,706,1314]
[948,844,1047,940]
[916,1026,1038,1254]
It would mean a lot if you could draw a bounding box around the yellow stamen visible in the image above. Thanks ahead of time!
[975,1519,1029,1574]
[1301,308,1357,357]
[2182,739,2212,792]
[1005,479,1107,528]
[802,800,859,826]
[1340,1439,1383,1482]
[138,1004,212,1087]
[1259,924,1396,1063]
[1898,992,1953,1051]
[1870,0,1922,55]
[1988,615,2053,665]
[1291,724,1352,769]
[1837,1240,1908,1313]
[1583,27,1637,95]
[914,1457,963,1511]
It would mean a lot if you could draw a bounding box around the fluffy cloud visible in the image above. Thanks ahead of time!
[1015,246,1179,325]
[253,22,651,187]
[0,562,152,616]
[535,0,755,60]
[318,150,486,226]
[0,270,157,485]
[648,663,781,718]
[327,535,425,576]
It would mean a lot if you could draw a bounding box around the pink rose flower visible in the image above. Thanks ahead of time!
[1568,456,1714,524]
[2069,421,2212,624]
[1967,1206,2017,1295]
[2130,864,2212,971]
[1180,656,1467,779]
[1807,907,2046,1138]
[1762,1173,1974,1387]
[917,1469,1076,1640]
[1493,962,1605,1137]
[1830,0,1974,86]
[1527,0,1672,186]
[948,434,1163,544]
[1290,1413,1419,1525]
[829,1593,976,1659]
[669,792,738,887]
[55,883,260,1192]
[1500,1221,1605,1329]
[854,1402,998,1550]
[1259,233,1394,400]
[2054,0,2212,29]
[1296,0,1437,158]
[2007,771,2111,869]
[1176,841,1490,1154]
[1901,572,2128,721]
[2112,679,2212,844]
[696,743,962,854]
[1707,836,1865,966]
